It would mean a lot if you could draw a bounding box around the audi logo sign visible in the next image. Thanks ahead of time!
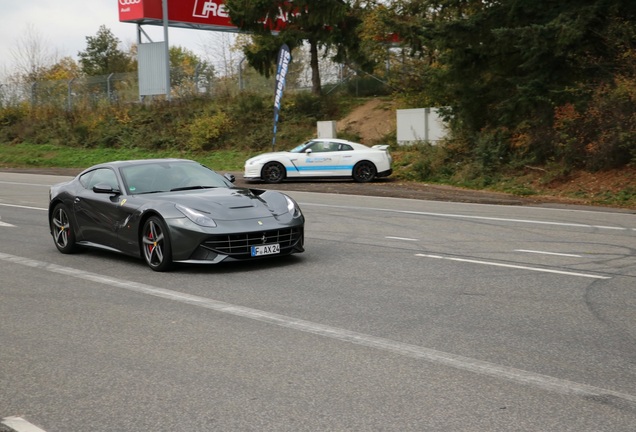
[119,0,141,4]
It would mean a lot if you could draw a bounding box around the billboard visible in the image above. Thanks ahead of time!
[119,0,233,30]
[119,0,291,32]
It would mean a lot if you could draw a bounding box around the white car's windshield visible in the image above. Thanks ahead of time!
[289,141,314,153]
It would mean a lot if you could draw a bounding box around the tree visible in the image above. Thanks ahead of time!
[78,25,133,76]
[169,46,214,95]
[225,0,372,95]
[10,24,59,82]
[201,33,240,77]
[382,0,636,166]
[41,57,81,81]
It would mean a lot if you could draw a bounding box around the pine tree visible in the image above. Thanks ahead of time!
[225,0,369,95]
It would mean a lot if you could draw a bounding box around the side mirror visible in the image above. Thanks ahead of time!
[305,149,313,154]
[93,183,120,194]
[224,173,236,183]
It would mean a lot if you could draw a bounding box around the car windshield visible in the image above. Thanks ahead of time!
[120,161,233,195]
[289,141,314,153]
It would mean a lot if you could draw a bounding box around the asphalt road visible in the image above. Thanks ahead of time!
[1,172,635,431]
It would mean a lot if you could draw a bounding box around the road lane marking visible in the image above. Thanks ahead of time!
[0,203,47,211]
[416,254,610,279]
[0,252,632,405]
[301,203,635,231]
[0,180,51,187]
[0,220,16,227]
[386,236,419,241]
[1,416,47,432]
[515,249,582,258]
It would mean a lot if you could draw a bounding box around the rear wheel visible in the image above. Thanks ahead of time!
[50,204,78,254]
[352,161,377,183]
[141,216,173,272]
[262,162,285,183]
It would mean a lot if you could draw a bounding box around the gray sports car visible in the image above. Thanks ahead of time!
[48,159,305,271]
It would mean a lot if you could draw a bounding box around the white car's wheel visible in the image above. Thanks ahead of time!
[352,161,377,182]
[262,162,285,183]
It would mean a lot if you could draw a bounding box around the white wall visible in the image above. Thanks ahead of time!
[317,121,337,138]
[397,108,447,145]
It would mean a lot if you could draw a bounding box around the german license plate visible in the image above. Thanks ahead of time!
[251,243,280,257]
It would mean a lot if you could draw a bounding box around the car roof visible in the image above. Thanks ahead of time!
[76,159,200,177]
[87,158,195,170]
[310,138,357,144]
[307,138,371,149]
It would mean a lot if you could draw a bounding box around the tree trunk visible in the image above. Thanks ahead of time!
[309,40,321,96]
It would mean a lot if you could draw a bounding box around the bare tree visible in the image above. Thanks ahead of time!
[10,24,58,82]
[200,32,240,77]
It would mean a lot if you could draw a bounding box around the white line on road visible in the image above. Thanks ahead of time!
[0,203,47,211]
[0,221,16,227]
[416,253,610,279]
[1,416,47,432]
[302,202,634,231]
[515,249,582,258]
[0,252,631,405]
[386,236,419,241]
[0,180,51,187]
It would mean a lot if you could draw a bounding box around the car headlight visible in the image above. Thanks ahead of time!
[285,196,302,218]
[175,204,217,227]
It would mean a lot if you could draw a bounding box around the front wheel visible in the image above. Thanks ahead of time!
[352,161,377,183]
[141,216,173,272]
[261,162,285,183]
[50,203,78,254]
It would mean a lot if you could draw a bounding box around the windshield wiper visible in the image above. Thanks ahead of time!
[136,190,166,195]
[170,185,218,192]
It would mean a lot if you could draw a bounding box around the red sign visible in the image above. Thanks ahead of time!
[118,0,292,32]
[119,0,234,29]
[118,0,162,23]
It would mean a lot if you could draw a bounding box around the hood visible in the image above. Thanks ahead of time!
[246,152,290,163]
[153,187,285,220]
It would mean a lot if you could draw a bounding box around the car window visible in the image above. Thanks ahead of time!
[79,168,119,191]
[307,141,336,153]
[290,141,312,153]
[121,161,232,194]
[290,140,345,153]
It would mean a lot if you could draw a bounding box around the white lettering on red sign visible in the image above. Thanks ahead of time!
[192,0,229,19]
[258,7,299,27]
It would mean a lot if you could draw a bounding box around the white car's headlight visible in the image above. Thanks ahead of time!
[175,204,217,227]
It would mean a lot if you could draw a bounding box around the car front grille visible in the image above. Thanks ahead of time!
[200,227,303,258]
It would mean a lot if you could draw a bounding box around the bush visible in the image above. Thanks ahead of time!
[187,111,232,151]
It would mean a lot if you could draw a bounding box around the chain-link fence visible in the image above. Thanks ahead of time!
[0,68,218,110]
[0,64,391,110]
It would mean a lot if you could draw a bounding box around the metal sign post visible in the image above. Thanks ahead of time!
[162,0,171,100]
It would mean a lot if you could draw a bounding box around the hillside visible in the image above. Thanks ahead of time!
[337,98,396,144]
[337,99,636,209]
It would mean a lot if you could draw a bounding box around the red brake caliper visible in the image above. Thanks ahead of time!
[148,228,154,254]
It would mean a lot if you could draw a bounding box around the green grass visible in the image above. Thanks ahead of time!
[0,142,252,172]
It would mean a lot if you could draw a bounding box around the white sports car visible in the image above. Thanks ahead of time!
[244,138,393,183]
